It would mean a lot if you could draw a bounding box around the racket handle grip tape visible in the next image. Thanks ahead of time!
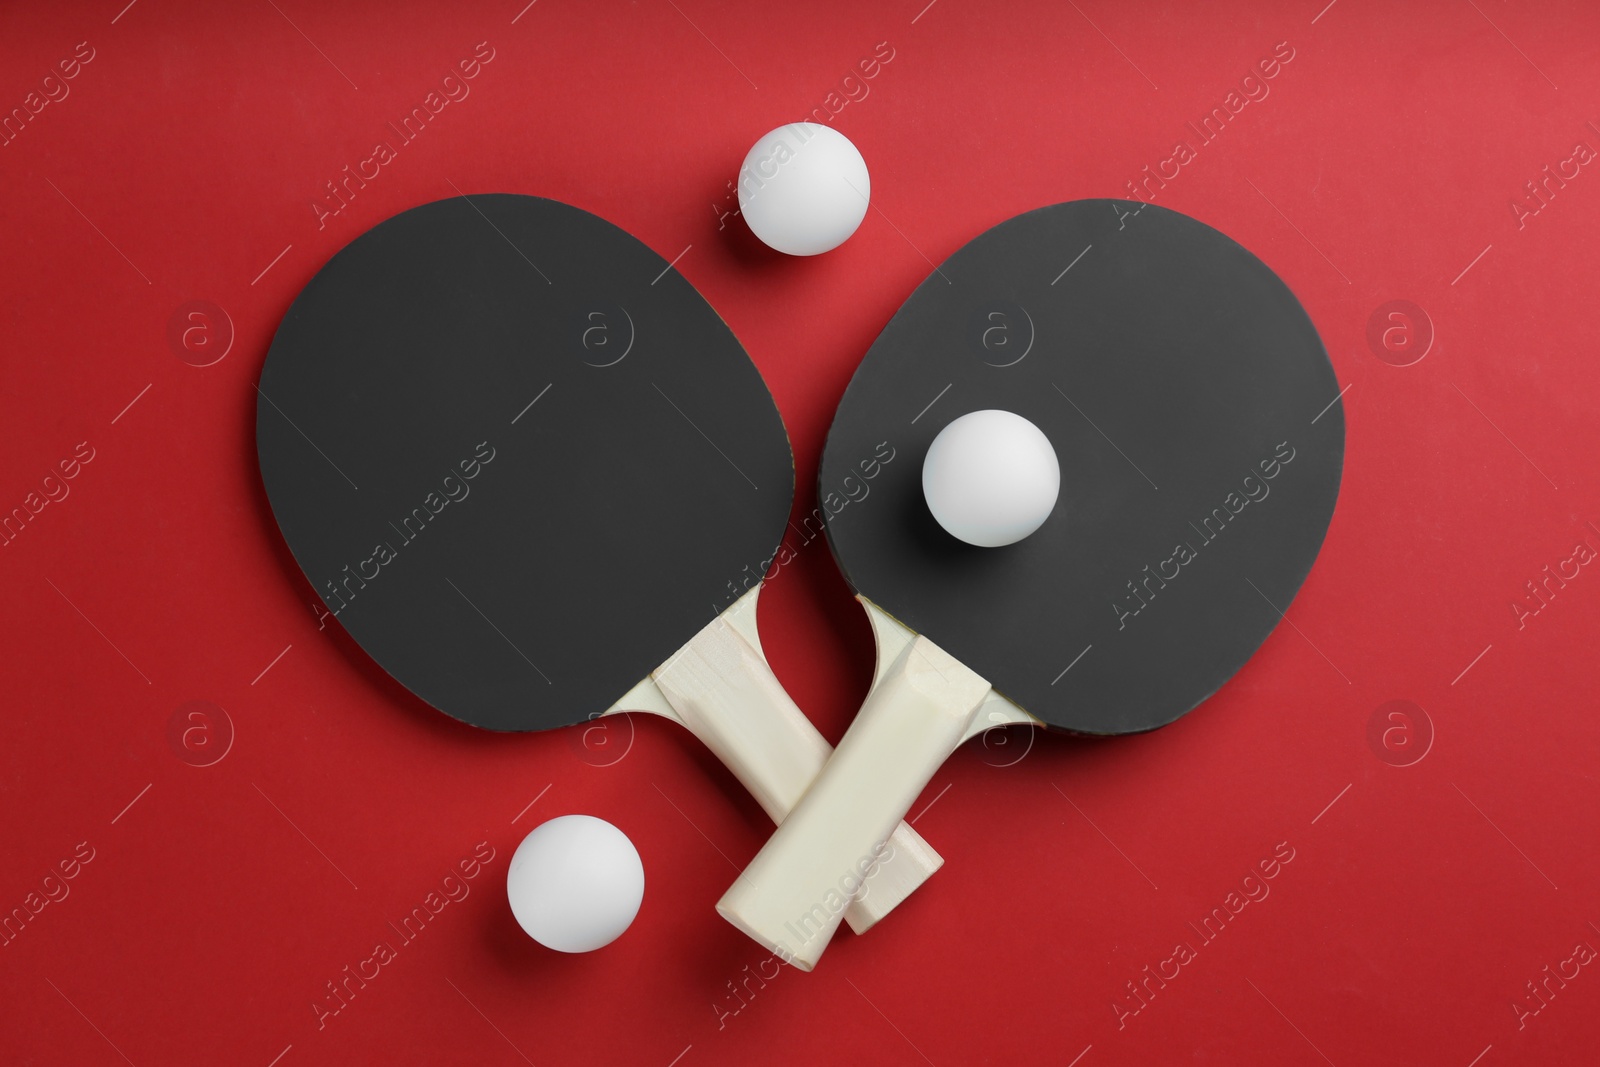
[652,596,942,936]
[716,632,991,969]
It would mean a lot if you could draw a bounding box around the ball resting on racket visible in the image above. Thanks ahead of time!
[255,194,942,935]
[922,409,1061,547]
[716,199,1344,967]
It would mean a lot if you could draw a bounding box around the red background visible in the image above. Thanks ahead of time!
[3,1,1598,1064]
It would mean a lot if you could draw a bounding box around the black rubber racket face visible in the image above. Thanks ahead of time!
[821,200,1344,734]
[258,195,792,732]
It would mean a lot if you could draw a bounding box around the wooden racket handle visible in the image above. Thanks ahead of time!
[649,590,942,935]
[715,629,991,969]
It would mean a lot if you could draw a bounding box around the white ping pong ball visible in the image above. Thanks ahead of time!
[922,410,1061,548]
[506,815,644,953]
[738,123,869,256]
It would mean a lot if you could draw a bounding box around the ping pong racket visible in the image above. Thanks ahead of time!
[255,193,940,932]
[717,199,1345,968]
